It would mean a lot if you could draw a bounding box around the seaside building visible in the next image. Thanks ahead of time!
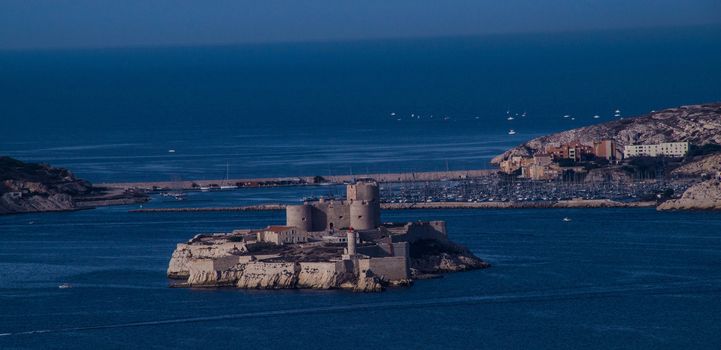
[545,141,594,161]
[593,140,621,160]
[257,226,309,245]
[623,142,689,158]
[500,156,534,174]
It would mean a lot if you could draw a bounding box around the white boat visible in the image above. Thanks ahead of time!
[563,114,570,118]
[220,162,237,190]
[593,115,600,119]
[507,116,514,121]
[562,217,572,222]
[199,186,210,192]
[508,129,517,135]
[168,149,176,153]
[390,112,396,116]
[58,283,72,289]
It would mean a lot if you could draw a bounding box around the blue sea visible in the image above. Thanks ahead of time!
[2,26,721,349]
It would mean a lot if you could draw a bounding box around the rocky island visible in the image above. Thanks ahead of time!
[0,156,148,215]
[167,182,488,292]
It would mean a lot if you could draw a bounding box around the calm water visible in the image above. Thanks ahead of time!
[2,26,721,182]
[2,26,721,348]
[1,191,720,349]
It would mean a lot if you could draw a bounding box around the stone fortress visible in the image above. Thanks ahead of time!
[286,182,382,232]
[167,181,487,292]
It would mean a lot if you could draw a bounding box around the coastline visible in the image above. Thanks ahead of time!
[130,199,657,213]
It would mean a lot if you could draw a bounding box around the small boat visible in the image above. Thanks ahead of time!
[220,162,237,190]
[563,114,570,118]
[168,149,176,153]
[508,129,517,135]
[199,186,210,192]
[390,112,396,116]
[593,115,600,119]
[58,283,72,289]
[507,116,514,121]
[562,217,572,222]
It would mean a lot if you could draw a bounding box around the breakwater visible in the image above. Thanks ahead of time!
[130,199,656,213]
[99,169,495,191]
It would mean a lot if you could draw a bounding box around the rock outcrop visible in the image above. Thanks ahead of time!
[492,103,721,164]
[671,153,721,178]
[657,180,721,211]
[0,156,147,214]
[409,239,490,276]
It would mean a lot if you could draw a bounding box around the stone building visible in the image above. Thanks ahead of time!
[623,142,689,158]
[285,182,381,231]
[257,226,308,245]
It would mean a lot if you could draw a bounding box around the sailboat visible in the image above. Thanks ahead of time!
[508,129,517,135]
[220,162,238,190]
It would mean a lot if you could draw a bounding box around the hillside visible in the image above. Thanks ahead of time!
[0,156,147,214]
[492,103,721,164]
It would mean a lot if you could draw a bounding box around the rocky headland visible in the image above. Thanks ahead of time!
[0,156,148,215]
[492,102,721,211]
[657,180,721,211]
[492,103,721,164]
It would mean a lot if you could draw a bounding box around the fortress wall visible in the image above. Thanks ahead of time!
[186,258,218,285]
[212,255,242,271]
[286,204,312,231]
[310,201,350,230]
[356,245,389,257]
[297,262,348,289]
[393,221,448,243]
[358,256,409,281]
[235,262,299,289]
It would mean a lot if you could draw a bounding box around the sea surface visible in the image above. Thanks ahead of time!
[1,26,721,349]
[2,25,721,183]
[1,191,721,349]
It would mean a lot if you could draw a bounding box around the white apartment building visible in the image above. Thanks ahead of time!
[623,142,689,158]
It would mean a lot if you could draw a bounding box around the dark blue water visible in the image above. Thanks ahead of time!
[2,26,721,182]
[2,26,721,348]
[1,191,721,349]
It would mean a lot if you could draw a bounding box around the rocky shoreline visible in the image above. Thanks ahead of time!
[167,234,488,292]
[0,156,148,215]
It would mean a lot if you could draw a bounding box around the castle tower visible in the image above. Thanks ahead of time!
[346,227,357,256]
[347,182,380,229]
[286,204,312,232]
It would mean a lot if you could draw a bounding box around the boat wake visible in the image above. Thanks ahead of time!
[2,279,719,337]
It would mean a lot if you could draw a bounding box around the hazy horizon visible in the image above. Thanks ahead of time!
[1,0,720,50]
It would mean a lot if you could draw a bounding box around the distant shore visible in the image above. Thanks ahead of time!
[130,199,656,213]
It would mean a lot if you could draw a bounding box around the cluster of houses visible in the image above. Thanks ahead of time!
[500,140,690,180]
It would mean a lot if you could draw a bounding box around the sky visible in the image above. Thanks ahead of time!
[0,0,720,50]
